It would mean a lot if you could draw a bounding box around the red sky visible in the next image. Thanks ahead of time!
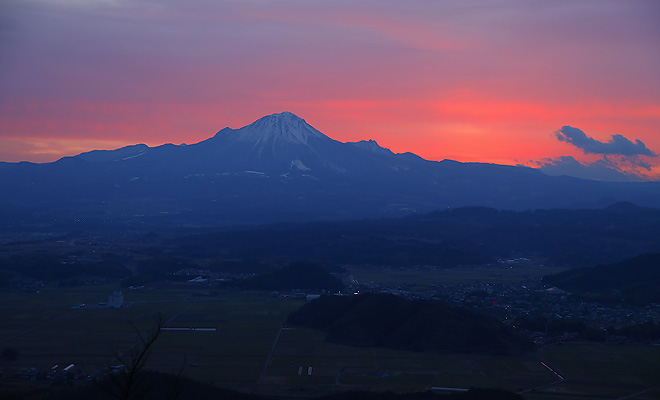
[1,0,659,181]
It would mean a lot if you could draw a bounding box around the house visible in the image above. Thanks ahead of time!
[107,290,124,308]
[187,276,208,283]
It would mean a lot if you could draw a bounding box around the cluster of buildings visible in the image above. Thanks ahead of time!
[73,290,126,309]
[10,364,86,385]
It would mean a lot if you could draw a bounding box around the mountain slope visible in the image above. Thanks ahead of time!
[1,111,660,229]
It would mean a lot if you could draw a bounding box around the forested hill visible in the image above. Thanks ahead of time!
[542,252,660,305]
[287,293,534,355]
[173,202,660,267]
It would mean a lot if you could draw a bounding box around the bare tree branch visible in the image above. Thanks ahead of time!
[95,314,167,400]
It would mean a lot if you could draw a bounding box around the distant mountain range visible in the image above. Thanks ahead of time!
[2,111,660,230]
[170,201,660,267]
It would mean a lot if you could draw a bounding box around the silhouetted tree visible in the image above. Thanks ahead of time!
[96,314,183,400]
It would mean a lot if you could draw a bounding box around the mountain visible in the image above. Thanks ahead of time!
[543,252,660,305]
[2,111,660,230]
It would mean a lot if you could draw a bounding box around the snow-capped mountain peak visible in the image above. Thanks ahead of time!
[232,112,329,146]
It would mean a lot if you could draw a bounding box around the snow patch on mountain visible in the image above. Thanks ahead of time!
[121,152,145,161]
[233,112,328,146]
[290,159,311,171]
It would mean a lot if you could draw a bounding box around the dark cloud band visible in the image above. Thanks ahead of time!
[556,126,657,157]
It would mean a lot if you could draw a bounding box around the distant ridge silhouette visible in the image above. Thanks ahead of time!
[1,111,660,229]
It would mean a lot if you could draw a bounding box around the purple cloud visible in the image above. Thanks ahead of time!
[556,126,657,157]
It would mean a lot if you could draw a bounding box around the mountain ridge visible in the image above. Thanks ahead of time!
[2,111,660,229]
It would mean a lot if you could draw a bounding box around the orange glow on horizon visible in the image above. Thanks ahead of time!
[1,1,658,181]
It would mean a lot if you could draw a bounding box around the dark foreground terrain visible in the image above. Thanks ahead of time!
[1,371,524,400]
[1,281,659,400]
[2,204,660,399]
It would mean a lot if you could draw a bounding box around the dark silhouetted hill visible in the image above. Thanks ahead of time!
[543,252,660,305]
[173,203,660,267]
[287,293,533,355]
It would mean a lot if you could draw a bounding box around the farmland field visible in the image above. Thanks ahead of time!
[1,284,659,399]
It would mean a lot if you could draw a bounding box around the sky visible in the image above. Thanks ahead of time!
[1,0,659,181]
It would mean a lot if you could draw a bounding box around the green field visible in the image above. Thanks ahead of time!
[1,284,659,399]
